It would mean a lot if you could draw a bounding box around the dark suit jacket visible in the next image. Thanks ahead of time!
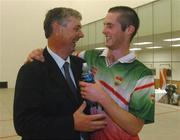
[13,48,85,140]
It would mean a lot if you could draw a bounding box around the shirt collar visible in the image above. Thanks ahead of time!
[100,48,136,63]
[47,46,70,69]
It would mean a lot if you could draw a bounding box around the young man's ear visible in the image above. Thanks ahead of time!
[125,25,135,36]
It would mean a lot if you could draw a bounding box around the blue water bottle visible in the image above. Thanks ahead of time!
[82,63,95,83]
[81,63,98,108]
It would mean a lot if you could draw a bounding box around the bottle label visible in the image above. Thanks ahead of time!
[82,72,94,83]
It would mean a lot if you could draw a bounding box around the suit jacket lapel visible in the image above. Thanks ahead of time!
[70,56,83,103]
[43,48,79,105]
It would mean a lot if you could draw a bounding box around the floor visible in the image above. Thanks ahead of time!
[0,88,180,140]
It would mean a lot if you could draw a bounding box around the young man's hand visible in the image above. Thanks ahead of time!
[25,48,44,63]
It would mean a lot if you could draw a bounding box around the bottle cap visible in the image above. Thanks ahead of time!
[82,63,89,72]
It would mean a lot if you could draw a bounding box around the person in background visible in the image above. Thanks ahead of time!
[27,6,155,140]
[13,7,107,140]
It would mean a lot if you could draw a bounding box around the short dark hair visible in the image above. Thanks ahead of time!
[44,7,82,38]
[108,6,139,41]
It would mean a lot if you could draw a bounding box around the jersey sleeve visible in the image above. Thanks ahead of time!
[129,75,155,124]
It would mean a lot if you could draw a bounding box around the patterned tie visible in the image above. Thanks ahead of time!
[63,62,78,101]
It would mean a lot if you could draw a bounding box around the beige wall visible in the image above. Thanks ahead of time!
[1,0,46,87]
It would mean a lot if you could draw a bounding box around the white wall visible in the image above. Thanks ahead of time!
[0,0,156,88]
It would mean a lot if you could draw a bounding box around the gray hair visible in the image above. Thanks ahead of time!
[44,7,82,38]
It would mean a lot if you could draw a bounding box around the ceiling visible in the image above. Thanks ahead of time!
[36,0,157,25]
[131,30,180,51]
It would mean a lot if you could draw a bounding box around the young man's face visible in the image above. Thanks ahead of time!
[60,16,84,53]
[103,12,127,50]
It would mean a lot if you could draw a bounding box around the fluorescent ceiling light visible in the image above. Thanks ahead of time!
[130,48,142,51]
[172,44,180,47]
[163,37,180,42]
[95,47,106,50]
[146,46,162,49]
[133,42,152,45]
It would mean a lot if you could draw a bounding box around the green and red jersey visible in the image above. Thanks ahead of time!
[79,49,155,140]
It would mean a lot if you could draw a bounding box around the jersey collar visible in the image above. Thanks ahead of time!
[100,48,136,63]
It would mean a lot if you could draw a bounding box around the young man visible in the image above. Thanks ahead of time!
[79,6,155,140]
[27,6,154,140]
[13,7,107,140]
